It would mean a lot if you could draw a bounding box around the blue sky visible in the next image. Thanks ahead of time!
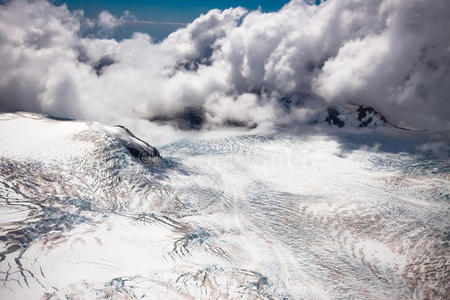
[53,0,294,40]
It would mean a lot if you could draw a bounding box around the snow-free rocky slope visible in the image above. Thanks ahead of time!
[0,112,449,299]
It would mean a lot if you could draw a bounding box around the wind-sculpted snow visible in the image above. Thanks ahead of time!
[0,113,449,299]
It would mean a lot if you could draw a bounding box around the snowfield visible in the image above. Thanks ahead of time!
[0,112,448,299]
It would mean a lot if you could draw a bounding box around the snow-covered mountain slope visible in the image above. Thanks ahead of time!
[313,103,389,128]
[0,112,449,299]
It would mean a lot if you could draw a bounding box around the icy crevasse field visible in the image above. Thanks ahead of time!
[0,112,448,299]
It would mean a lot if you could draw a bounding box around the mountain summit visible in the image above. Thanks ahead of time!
[315,103,388,128]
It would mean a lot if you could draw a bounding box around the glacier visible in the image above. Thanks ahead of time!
[0,111,449,299]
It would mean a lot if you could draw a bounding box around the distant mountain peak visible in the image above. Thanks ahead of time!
[315,103,389,128]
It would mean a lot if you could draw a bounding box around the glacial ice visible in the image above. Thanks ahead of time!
[0,112,448,299]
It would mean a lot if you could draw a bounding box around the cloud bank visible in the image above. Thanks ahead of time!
[0,0,449,131]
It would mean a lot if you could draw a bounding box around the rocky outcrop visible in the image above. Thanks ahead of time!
[316,103,389,128]
[108,125,161,162]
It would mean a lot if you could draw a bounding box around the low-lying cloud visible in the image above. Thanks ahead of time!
[0,0,449,131]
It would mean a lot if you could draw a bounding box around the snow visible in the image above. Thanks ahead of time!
[0,113,93,162]
[314,103,389,128]
[0,112,448,299]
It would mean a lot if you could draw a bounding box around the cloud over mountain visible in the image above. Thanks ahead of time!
[0,0,449,130]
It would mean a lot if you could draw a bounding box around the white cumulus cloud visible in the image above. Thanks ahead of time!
[0,0,449,131]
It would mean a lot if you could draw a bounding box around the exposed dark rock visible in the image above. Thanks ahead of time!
[114,125,160,160]
[325,107,345,127]
[359,116,373,127]
[318,104,389,128]
[357,105,387,124]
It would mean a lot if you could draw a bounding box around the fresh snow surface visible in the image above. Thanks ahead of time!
[0,112,448,299]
